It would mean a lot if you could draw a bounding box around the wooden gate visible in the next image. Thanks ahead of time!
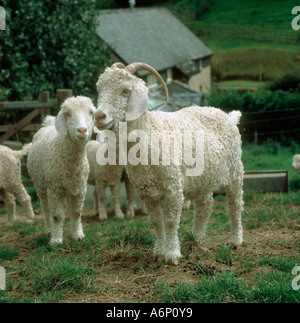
[0,89,73,144]
[0,89,73,189]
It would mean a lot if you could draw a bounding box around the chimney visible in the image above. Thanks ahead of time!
[129,0,136,9]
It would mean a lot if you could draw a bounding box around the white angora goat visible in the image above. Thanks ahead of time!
[28,96,95,245]
[0,144,34,224]
[94,62,244,265]
[292,154,300,174]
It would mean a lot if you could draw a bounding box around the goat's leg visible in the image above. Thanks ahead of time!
[111,183,124,219]
[193,193,214,251]
[1,189,16,225]
[162,193,184,265]
[147,201,165,261]
[67,195,85,241]
[164,205,182,265]
[92,188,99,215]
[38,190,51,234]
[48,191,65,245]
[95,183,108,220]
[124,176,135,218]
[183,198,191,211]
[225,168,244,247]
[13,184,34,223]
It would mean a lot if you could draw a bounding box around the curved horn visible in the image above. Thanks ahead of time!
[111,62,126,69]
[125,62,169,103]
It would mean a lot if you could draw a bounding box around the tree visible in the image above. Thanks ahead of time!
[0,0,111,101]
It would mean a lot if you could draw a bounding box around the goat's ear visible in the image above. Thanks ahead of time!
[55,110,67,135]
[125,86,148,122]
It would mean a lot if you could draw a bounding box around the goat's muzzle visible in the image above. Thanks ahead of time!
[94,110,113,130]
[95,110,106,121]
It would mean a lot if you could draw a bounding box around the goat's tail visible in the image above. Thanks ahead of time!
[228,110,242,125]
[42,115,56,127]
[13,143,32,159]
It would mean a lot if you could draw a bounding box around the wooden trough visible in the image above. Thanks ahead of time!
[9,168,294,193]
[24,169,289,193]
[214,170,289,195]
[243,170,289,193]
[86,170,290,208]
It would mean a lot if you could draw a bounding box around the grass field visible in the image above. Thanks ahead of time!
[0,191,299,303]
[172,0,300,87]
[0,144,299,303]
[216,80,266,91]
[208,40,300,82]
[190,0,298,30]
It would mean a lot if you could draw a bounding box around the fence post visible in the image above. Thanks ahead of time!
[39,91,50,123]
[56,89,73,110]
[254,130,258,145]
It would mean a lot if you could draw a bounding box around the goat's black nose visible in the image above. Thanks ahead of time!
[95,110,106,121]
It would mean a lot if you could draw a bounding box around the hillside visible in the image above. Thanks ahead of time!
[167,0,300,85]
[195,0,296,30]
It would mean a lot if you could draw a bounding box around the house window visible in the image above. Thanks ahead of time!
[202,56,211,68]
[160,70,167,82]
[195,59,201,72]
[167,69,173,82]
[147,69,173,87]
[147,74,158,88]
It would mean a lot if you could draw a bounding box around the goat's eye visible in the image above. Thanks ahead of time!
[121,88,131,97]
[65,110,71,117]
[89,109,94,115]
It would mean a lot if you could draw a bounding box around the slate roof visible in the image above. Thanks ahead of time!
[148,80,202,112]
[97,7,213,76]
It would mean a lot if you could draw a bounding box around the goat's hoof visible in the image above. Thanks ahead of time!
[115,211,124,219]
[74,233,85,241]
[199,245,209,252]
[228,242,239,250]
[49,238,63,245]
[153,255,165,262]
[169,258,180,266]
[228,238,243,249]
[98,214,108,221]
[126,210,135,219]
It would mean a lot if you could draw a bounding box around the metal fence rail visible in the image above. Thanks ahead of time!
[186,22,300,44]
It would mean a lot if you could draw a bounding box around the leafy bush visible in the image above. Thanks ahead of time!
[205,87,300,113]
[0,0,111,101]
[172,0,216,20]
[266,73,300,92]
[205,88,300,143]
